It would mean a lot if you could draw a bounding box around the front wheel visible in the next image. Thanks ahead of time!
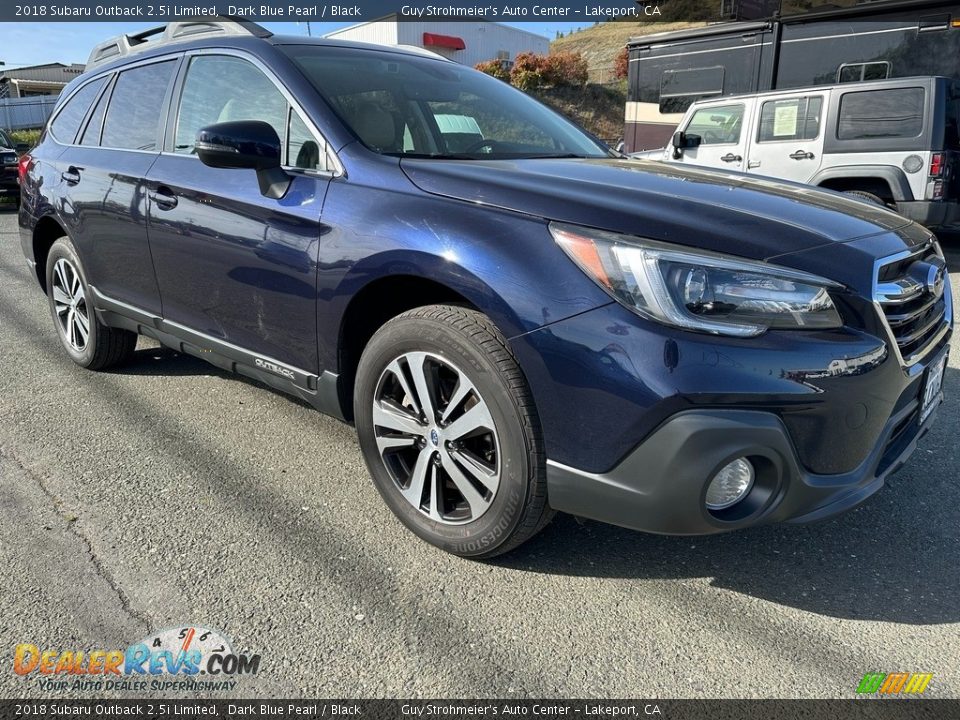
[354,305,552,558]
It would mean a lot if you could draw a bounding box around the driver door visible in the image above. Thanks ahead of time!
[675,100,754,172]
[144,52,333,374]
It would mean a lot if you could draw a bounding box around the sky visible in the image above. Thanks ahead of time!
[0,21,590,68]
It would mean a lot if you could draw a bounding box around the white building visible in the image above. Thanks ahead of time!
[323,17,549,69]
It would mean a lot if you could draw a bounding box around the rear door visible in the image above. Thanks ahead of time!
[54,58,178,314]
[144,50,333,373]
[674,100,753,172]
[746,92,827,183]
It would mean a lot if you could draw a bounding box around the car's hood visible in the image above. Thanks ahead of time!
[400,157,922,261]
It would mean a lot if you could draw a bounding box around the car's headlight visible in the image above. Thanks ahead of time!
[551,223,843,337]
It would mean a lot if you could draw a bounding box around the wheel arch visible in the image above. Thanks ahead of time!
[31,214,69,292]
[811,166,914,203]
[333,258,525,422]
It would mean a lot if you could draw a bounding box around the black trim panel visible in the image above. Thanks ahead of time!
[89,285,347,421]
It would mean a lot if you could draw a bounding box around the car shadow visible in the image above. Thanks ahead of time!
[118,344,319,412]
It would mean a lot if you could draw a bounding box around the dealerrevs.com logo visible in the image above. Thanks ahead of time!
[13,626,260,693]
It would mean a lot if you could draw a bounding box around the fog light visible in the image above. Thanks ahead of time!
[705,458,755,510]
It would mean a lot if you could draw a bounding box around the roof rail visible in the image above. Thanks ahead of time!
[85,16,272,71]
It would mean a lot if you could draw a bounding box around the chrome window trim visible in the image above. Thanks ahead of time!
[871,242,953,373]
[169,47,344,179]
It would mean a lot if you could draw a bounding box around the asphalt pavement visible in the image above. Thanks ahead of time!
[0,206,958,699]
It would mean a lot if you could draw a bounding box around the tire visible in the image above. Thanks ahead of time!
[843,190,887,207]
[45,236,137,370]
[355,305,552,558]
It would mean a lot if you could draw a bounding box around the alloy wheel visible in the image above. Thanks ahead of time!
[52,258,89,352]
[372,351,501,525]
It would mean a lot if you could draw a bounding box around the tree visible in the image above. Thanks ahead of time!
[509,51,588,90]
[614,47,629,80]
[474,59,510,82]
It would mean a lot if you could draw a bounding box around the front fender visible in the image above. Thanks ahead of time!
[314,178,612,373]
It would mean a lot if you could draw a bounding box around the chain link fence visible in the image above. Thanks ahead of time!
[0,95,57,130]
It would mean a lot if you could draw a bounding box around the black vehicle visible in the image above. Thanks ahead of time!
[17,19,953,558]
[625,0,960,151]
[0,128,23,208]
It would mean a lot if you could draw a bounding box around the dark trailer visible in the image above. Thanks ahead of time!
[625,0,960,152]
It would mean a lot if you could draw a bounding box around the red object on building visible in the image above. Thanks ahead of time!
[422,33,466,50]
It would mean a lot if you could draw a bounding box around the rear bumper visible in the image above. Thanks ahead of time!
[895,200,960,230]
[546,392,940,535]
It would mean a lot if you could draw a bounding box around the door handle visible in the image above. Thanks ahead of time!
[789,150,815,160]
[720,153,742,163]
[149,188,178,210]
[61,167,81,184]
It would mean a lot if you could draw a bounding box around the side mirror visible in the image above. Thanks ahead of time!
[671,131,701,159]
[15,143,30,155]
[196,121,290,199]
[671,131,686,159]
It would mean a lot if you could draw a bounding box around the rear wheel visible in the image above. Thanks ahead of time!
[45,237,137,370]
[355,305,552,558]
[843,190,887,207]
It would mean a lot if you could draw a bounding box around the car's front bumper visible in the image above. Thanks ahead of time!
[546,394,939,535]
[511,290,951,535]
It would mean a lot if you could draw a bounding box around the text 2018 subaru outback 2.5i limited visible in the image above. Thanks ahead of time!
[18,20,953,557]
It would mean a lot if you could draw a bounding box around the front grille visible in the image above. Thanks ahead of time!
[875,248,950,366]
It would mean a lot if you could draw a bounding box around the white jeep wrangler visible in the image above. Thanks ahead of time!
[635,76,960,230]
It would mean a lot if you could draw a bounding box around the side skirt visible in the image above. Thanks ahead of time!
[89,286,346,422]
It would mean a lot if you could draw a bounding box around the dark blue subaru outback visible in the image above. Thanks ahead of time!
[18,20,953,557]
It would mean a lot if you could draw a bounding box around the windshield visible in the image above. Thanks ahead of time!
[281,45,611,160]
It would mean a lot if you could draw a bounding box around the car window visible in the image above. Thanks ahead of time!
[101,61,176,151]
[80,81,111,147]
[432,113,484,153]
[837,87,924,141]
[660,67,724,114]
[0,129,13,148]
[175,55,288,157]
[50,78,106,144]
[425,96,554,153]
[757,96,823,143]
[686,104,744,145]
[283,46,608,160]
[287,109,326,171]
[838,62,891,84]
[946,96,960,150]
